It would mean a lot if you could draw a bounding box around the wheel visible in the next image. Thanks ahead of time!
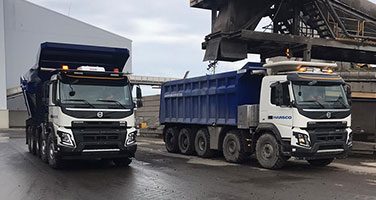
[47,134,63,169]
[194,128,214,158]
[222,131,248,163]
[35,129,41,157]
[256,133,286,169]
[27,126,37,155]
[178,128,195,155]
[39,133,48,163]
[307,158,334,167]
[113,157,132,167]
[164,127,179,153]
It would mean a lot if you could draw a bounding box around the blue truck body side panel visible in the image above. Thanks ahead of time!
[160,62,265,126]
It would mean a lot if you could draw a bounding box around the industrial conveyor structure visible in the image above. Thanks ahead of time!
[190,0,376,64]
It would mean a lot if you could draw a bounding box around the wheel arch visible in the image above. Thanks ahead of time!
[254,123,283,149]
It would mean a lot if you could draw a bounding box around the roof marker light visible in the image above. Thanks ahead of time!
[62,65,69,70]
[298,67,307,72]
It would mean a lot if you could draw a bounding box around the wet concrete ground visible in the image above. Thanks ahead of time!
[1,129,376,200]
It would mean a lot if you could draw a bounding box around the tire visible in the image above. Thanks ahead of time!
[39,132,48,163]
[164,127,179,153]
[35,129,41,157]
[256,133,287,169]
[178,128,195,155]
[222,131,248,163]
[113,157,132,167]
[47,134,63,169]
[27,126,37,155]
[307,158,334,167]
[194,128,214,158]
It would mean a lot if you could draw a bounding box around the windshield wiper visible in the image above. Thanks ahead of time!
[63,99,95,108]
[303,100,326,109]
[96,99,128,109]
[328,98,349,109]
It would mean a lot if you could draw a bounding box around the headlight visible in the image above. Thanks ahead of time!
[126,131,137,146]
[294,132,310,147]
[57,131,74,147]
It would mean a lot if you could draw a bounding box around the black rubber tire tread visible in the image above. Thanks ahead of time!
[222,131,248,163]
[27,126,37,155]
[178,128,196,155]
[39,131,48,163]
[194,128,214,158]
[307,158,334,167]
[256,133,287,169]
[35,128,41,157]
[164,127,179,153]
[47,134,63,169]
[113,158,132,167]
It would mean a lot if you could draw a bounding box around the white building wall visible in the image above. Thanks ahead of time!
[0,0,9,128]
[1,0,133,127]
[3,0,132,88]
[0,0,6,109]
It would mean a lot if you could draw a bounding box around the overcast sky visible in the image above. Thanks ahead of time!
[27,0,238,79]
[26,0,376,94]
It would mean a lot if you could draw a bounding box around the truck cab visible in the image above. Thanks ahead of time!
[256,61,352,168]
[22,43,141,168]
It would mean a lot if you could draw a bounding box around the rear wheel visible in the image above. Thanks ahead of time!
[194,128,214,158]
[178,128,195,155]
[113,157,132,167]
[164,127,179,153]
[307,158,334,167]
[47,134,63,169]
[222,131,248,163]
[27,126,37,155]
[256,133,286,169]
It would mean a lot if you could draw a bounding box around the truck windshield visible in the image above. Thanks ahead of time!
[59,78,133,109]
[292,82,349,109]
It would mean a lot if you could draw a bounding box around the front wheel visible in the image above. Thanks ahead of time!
[39,135,48,163]
[47,134,63,169]
[256,133,287,169]
[307,158,334,167]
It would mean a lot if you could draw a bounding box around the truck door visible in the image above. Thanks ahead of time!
[265,81,293,139]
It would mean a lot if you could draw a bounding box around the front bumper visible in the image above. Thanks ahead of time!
[57,143,137,160]
[290,142,351,160]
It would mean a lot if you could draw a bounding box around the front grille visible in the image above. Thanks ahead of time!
[80,129,120,142]
[71,122,127,145]
[315,131,345,142]
[307,121,347,129]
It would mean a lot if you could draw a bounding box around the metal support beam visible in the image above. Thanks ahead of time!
[292,3,300,35]
[211,9,217,33]
[303,44,312,61]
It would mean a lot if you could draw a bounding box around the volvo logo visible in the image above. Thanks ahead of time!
[97,112,104,118]
[326,112,332,119]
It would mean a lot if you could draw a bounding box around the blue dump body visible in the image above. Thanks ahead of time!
[160,63,266,126]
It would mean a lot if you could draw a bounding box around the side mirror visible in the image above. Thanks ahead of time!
[136,86,143,108]
[345,83,352,106]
